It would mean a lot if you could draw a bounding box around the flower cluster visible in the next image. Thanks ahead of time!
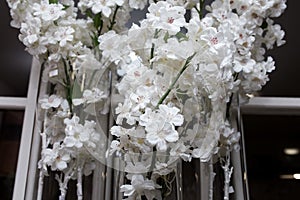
[7,0,146,198]
[7,0,286,199]
[100,0,286,198]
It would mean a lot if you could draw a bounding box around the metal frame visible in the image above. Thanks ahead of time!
[231,96,300,200]
[0,97,27,110]
[10,58,41,200]
[241,97,300,115]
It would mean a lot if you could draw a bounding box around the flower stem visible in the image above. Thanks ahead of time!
[194,0,206,19]
[150,29,161,69]
[156,53,195,108]
[108,5,120,30]
[208,159,215,200]
[222,150,233,200]
[37,131,47,200]
[77,165,83,200]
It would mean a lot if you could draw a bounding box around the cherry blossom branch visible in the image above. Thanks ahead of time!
[77,165,83,200]
[37,170,45,200]
[222,151,233,200]
[156,53,196,107]
[208,159,215,200]
[56,163,76,200]
[37,131,47,200]
[37,110,49,200]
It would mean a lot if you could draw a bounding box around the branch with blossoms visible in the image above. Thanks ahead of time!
[6,0,150,199]
[100,0,286,199]
[7,0,286,199]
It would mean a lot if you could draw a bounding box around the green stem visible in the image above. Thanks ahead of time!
[149,29,160,69]
[156,53,196,108]
[108,5,120,30]
[194,0,206,20]
[150,43,155,61]
[49,0,58,4]
[200,0,206,19]
[91,13,103,47]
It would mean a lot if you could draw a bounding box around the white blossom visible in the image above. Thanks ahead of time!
[39,95,63,110]
[73,88,107,106]
[145,116,179,152]
[7,0,287,199]
[53,26,75,47]
[120,174,161,199]
[146,1,186,34]
[41,142,71,171]
[33,0,66,21]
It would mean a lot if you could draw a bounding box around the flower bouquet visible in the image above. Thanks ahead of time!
[7,0,286,199]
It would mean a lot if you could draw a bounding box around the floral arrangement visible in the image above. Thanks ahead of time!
[7,0,286,199]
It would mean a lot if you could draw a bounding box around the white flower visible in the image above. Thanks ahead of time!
[139,108,155,127]
[125,161,149,174]
[63,116,99,149]
[115,99,134,125]
[107,140,122,157]
[73,88,107,106]
[130,86,152,112]
[169,142,191,162]
[39,95,63,109]
[145,117,179,152]
[7,0,20,9]
[90,0,113,17]
[146,1,186,34]
[158,105,184,127]
[269,0,287,17]
[110,126,135,137]
[56,99,70,118]
[41,142,71,171]
[98,30,130,63]
[53,26,75,47]
[19,19,40,46]
[153,38,195,62]
[82,120,100,149]
[64,124,86,149]
[78,0,124,17]
[7,0,287,198]
[116,63,153,96]
[191,110,224,162]
[120,174,160,198]
[200,27,225,54]
[233,56,256,73]
[33,0,66,21]
[128,0,148,9]
[241,58,275,93]
[18,16,48,55]
[264,18,285,49]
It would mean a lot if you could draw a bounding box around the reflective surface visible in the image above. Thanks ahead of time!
[0,110,24,200]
